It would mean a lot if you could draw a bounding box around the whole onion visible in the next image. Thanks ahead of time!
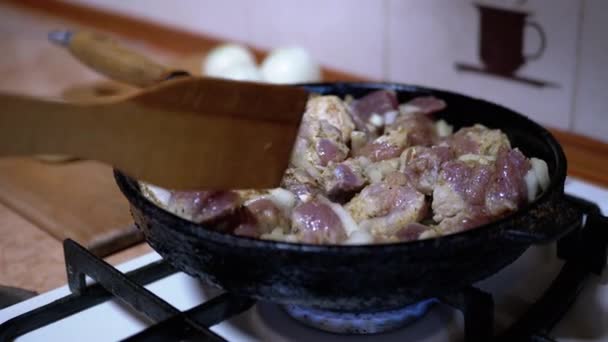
[260,46,321,84]
[203,44,257,78]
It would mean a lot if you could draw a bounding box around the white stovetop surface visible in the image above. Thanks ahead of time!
[1,178,607,342]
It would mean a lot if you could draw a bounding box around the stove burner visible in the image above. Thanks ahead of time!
[283,299,437,334]
[0,194,605,341]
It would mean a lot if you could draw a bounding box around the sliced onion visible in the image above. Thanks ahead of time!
[261,228,298,242]
[435,119,453,137]
[364,158,400,183]
[531,157,550,191]
[419,228,441,240]
[299,193,313,203]
[243,192,274,206]
[261,228,284,240]
[458,153,495,165]
[269,188,297,213]
[524,168,539,202]
[345,230,374,244]
[399,104,421,115]
[383,110,398,125]
[141,183,171,206]
[350,131,367,153]
[242,188,296,217]
[369,113,384,127]
[344,94,355,105]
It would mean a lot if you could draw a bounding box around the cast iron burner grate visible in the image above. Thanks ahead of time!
[0,194,606,342]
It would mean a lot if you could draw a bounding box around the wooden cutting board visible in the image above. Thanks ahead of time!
[0,55,204,257]
[0,158,141,256]
[0,76,142,257]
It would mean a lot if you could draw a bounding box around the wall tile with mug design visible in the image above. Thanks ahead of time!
[386,0,582,130]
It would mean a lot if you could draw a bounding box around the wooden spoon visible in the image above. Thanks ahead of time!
[0,72,307,190]
[49,30,202,87]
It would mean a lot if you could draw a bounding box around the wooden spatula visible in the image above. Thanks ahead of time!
[0,71,307,190]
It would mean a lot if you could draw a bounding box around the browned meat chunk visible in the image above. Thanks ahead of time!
[320,158,368,202]
[316,137,348,166]
[401,96,447,115]
[167,191,241,224]
[151,92,544,246]
[354,127,409,161]
[350,130,371,156]
[401,145,454,195]
[386,112,438,146]
[446,124,511,157]
[346,172,427,238]
[432,147,530,233]
[291,118,349,177]
[395,222,437,242]
[291,200,347,244]
[350,90,398,131]
[432,159,495,232]
[485,148,530,216]
[234,198,289,238]
[363,158,400,183]
[289,95,355,179]
[303,95,355,142]
[281,167,321,202]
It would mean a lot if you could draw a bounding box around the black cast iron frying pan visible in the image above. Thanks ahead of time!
[115,82,581,312]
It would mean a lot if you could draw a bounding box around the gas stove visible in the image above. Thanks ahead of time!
[0,178,606,342]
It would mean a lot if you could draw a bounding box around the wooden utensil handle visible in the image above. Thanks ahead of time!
[0,89,297,189]
[65,31,176,87]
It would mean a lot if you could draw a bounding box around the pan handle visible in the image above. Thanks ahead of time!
[501,196,584,244]
[49,30,189,88]
[555,195,608,276]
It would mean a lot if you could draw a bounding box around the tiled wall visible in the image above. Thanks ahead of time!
[65,0,607,141]
[572,0,608,142]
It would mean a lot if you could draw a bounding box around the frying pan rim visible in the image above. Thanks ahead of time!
[114,81,567,254]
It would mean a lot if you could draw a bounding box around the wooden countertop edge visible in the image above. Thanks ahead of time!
[549,129,608,187]
[6,0,608,187]
[5,0,366,82]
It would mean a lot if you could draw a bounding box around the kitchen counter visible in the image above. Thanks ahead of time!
[0,2,161,294]
[0,0,607,296]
